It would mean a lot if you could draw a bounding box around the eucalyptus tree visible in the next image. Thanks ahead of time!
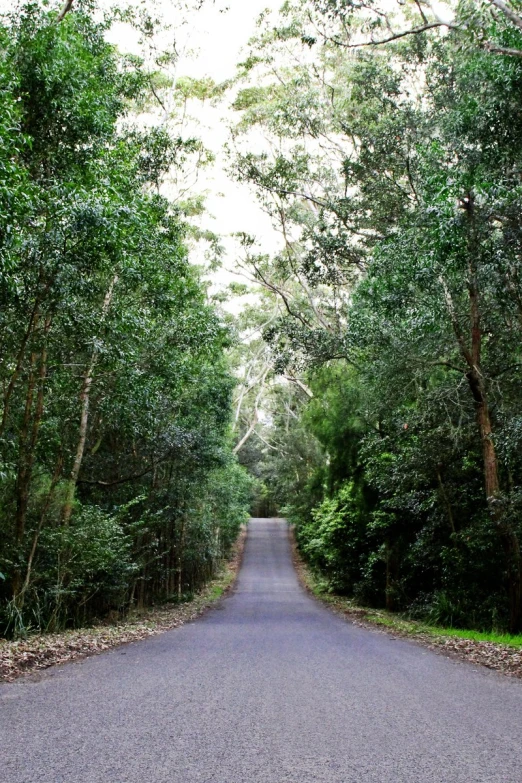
[230,0,522,631]
[0,2,251,635]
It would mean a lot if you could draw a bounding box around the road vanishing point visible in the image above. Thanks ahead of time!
[2,518,522,782]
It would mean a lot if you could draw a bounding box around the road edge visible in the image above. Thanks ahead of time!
[0,525,248,684]
[289,524,522,680]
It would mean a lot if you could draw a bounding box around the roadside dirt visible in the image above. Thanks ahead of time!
[290,527,522,679]
[0,526,247,683]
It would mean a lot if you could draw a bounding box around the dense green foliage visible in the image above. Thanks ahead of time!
[231,0,522,632]
[0,3,252,637]
[5,0,522,641]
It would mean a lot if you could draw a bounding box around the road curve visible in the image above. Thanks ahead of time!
[2,518,522,782]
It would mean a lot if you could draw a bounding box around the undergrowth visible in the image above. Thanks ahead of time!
[302,563,522,649]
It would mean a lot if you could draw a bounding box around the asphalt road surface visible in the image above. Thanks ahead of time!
[2,518,522,783]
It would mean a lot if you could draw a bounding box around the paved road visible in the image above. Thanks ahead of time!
[2,518,522,782]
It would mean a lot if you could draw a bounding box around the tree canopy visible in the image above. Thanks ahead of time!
[229,0,522,633]
[4,0,522,639]
[0,1,253,636]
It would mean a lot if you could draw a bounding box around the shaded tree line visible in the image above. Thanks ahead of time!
[231,0,522,633]
[0,2,253,637]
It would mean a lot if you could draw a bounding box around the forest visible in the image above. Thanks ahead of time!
[2,0,522,640]
[0,1,253,637]
[230,0,522,635]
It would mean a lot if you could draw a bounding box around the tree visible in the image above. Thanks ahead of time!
[0,2,251,636]
[229,0,522,632]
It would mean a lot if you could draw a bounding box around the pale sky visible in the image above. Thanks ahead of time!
[107,0,284,302]
[174,0,283,278]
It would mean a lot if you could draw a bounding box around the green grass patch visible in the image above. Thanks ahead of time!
[301,563,522,649]
[431,627,522,648]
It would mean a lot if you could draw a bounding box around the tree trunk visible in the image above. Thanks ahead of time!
[178,516,186,600]
[441,206,522,631]
[12,318,51,597]
[466,369,522,632]
[61,365,94,526]
[385,539,399,611]
[61,276,118,525]
[467,240,521,631]
[436,465,456,535]
[138,563,147,609]
[13,352,37,549]
[15,452,63,608]
[56,0,74,23]
[0,298,41,440]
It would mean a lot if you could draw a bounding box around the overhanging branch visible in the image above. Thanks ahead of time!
[56,0,74,23]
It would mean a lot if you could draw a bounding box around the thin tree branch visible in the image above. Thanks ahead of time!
[483,41,522,57]
[233,411,259,455]
[233,368,269,454]
[253,430,283,452]
[56,0,74,23]
[148,78,168,112]
[326,22,455,50]
[78,464,155,487]
[415,0,430,25]
[429,360,467,373]
[284,375,314,398]
[251,261,314,329]
[487,0,522,32]
[438,276,475,371]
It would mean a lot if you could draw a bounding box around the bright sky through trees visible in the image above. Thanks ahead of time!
[107,0,283,297]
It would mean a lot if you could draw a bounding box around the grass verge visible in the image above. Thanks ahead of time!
[290,528,522,678]
[0,525,247,683]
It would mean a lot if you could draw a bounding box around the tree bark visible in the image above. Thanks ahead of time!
[385,539,399,611]
[12,318,51,596]
[56,0,74,23]
[439,192,522,631]
[15,452,63,608]
[464,367,522,631]
[178,516,185,600]
[61,363,94,526]
[233,367,269,454]
[61,277,118,526]
[441,202,522,631]
[13,351,37,547]
[436,465,456,535]
[0,297,41,440]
